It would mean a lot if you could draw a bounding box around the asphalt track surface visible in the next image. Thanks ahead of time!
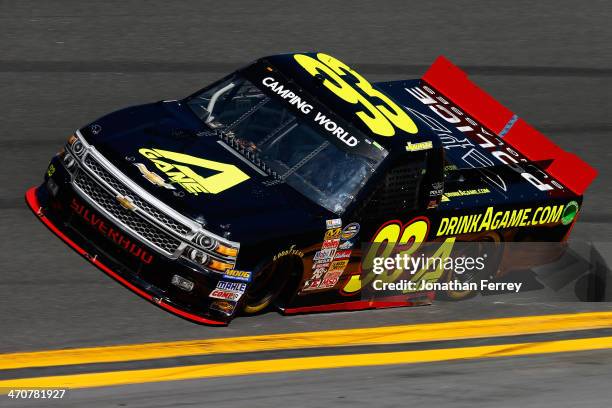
[1,0,612,407]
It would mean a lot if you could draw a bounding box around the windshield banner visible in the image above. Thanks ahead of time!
[241,62,388,163]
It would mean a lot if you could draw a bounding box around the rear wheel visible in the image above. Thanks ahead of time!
[242,256,301,315]
[440,232,503,301]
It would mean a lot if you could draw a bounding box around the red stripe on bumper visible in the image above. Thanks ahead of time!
[283,297,417,315]
[25,186,226,326]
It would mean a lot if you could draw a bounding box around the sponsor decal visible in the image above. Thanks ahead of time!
[216,281,247,293]
[328,259,349,272]
[436,204,565,236]
[326,218,342,229]
[209,280,247,301]
[561,201,579,225]
[261,76,360,147]
[324,270,344,280]
[405,85,561,193]
[222,269,252,282]
[312,261,330,270]
[334,250,352,260]
[338,240,354,250]
[134,163,176,190]
[312,267,327,279]
[442,188,491,201]
[260,76,314,114]
[324,228,342,240]
[70,198,153,264]
[322,239,340,249]
[302,278,322,291]
[138,148,250,195]
[306,219,356,292]
[429,181,444,197]
[272,244,304,261]
[445,164,458,172]
[341,223,360,240]
[319,270,343,288]
[320,278,339,288]
[209,289,242,301]
[406,141,433,152]
[210,300,236,314]
[342,202,572,296]
[313,248,336,262]
[304,269,346,291]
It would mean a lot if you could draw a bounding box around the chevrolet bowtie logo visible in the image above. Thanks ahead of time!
[116,194,136,211]
[134,163,176,190]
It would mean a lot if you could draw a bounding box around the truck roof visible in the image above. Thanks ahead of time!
[260,52,595,203]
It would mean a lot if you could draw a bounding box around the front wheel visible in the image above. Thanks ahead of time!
[242,256,301,315]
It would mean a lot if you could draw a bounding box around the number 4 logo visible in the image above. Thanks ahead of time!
[139,148,250,195]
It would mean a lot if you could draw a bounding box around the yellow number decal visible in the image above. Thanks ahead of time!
[294,53,418,136]
[342,219,429,294]
[139,148,250,195]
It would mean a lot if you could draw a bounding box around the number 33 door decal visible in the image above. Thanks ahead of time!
[294,53,418,137]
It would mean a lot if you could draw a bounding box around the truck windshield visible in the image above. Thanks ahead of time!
[186,75,388,214]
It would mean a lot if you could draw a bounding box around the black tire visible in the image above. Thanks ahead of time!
[439,232,504,301]
[242,256,302,315]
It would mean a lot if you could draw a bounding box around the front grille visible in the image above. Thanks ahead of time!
[83,155,192,236]
[73,170,182,255]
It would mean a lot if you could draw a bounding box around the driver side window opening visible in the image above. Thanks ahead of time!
[356,155,427,221]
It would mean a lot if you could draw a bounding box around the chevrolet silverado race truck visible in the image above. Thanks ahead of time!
[26,52,597,325]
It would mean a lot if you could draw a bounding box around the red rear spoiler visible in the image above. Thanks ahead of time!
[422,56,597,195]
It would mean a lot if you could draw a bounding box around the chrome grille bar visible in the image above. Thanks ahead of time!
[73,169,183,257]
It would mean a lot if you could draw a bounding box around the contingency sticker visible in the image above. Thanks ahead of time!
[303,221,359,291]
[210,300,236,315]
[222,269,252,283]
[326,218,342,229]
[209,281,247,301]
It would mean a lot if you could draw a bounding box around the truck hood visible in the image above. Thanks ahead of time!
[80,101,324,242]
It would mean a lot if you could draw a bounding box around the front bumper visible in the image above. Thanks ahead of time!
[26,184,228,326]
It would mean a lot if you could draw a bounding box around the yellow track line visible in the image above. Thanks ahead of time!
[2,311,612,371]
[2,336,612,389]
